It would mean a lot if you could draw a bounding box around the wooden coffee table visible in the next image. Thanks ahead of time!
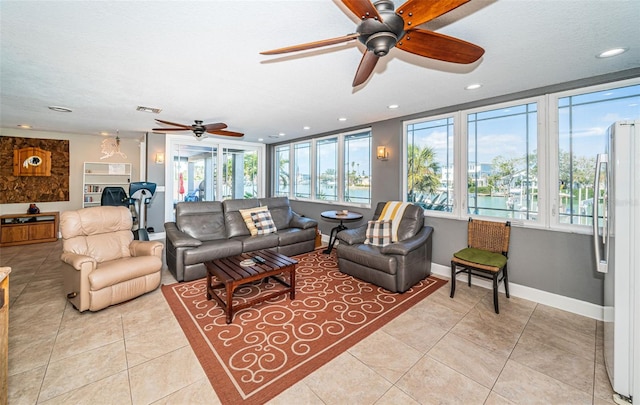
[205,250,298,324]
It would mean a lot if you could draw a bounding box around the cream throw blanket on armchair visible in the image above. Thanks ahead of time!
[379,201,412,242]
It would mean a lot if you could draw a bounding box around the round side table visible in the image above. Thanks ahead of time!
[320,210,363,254]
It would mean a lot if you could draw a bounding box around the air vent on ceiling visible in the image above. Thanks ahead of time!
[136,106,162,114]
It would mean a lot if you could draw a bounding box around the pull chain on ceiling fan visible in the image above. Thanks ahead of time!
[152,119,244,139]
[261,0,484,87]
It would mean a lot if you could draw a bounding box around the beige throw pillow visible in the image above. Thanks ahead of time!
[239,206,268,236]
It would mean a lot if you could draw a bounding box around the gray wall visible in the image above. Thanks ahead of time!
[145,133,166,234]
[424,216,603,305]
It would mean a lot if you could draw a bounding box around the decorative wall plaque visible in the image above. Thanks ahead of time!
[13,147,52,176]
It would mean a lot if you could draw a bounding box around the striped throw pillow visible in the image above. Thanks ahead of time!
[239,206,268,236]
[364,219,392,247]
[250,210,278,235]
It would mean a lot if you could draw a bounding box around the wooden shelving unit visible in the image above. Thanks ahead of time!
[83,162,131,207]
[0,212,59,247]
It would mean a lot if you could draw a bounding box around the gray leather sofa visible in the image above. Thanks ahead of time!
[335,202,433,293]
[165,197,318,282]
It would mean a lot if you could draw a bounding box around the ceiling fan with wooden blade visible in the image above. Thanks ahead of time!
[260,0,484,87]
[152,119,244,138]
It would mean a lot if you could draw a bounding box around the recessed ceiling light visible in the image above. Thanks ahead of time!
[100,131,110,136]
[258,138,264,142]
[303,126,310,130]
[465,83,482,90]
[17,124,31,129]
[597,47,628,58]
[387,104,399,109]
[338,117,347,122]
[279,132,286,137]
[48,105,72,113]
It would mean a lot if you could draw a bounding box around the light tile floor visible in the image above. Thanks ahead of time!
[3,240,618,404]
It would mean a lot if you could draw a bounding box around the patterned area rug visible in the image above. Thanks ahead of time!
[162,249,446,405]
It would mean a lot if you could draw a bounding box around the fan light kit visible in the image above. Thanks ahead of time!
[261,0,484,87]
[152,119,244,139]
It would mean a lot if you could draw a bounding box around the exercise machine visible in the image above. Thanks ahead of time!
[129,181,156,241]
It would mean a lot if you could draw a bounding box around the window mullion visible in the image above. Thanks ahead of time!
[456,110,468,218]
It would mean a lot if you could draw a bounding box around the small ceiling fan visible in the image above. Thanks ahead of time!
[261,0,484,87]
[152,119,244,138]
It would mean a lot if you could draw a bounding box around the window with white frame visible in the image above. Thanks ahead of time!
[556,83,640,227]
[274,129,371,206]
[403,79,640,231]
[293,142,311,199]
[343,131,371,205]
[316,137,338,201]
[467,102,539,221]
[274,145,289,197]
[406,116,455,212]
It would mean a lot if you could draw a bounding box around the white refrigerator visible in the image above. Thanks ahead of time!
[593,120,638,403]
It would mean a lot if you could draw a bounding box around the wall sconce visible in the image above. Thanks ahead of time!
[155,152,165,164]
[376,146,389,160]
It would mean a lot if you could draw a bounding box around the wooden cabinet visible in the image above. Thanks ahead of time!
[0,268,9,405]
[83,162,131,208]
[0,212,59,247]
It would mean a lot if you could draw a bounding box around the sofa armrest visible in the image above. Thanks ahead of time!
[130,240,164,258]
[289,212,318,229]
[336,225,367,245]
[380,226,433,256]
[61,252,97,272]
[165,222,203,248]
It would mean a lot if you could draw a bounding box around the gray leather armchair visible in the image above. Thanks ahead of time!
[336,202,433,293]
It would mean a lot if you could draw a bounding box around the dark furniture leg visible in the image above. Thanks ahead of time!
[323,222,346,254]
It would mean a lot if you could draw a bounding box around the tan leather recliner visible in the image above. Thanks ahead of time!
[60,206,163,312]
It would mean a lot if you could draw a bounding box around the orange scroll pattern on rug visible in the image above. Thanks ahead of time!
[162,249,446,405]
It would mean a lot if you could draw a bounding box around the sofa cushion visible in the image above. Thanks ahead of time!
[251,210,277,235]
[364,220,392,247]
[223,199,260,238]
[183,239,243,265]
[239,206,269,236]
[277,227,316,246]
[454,247,507,269]
[337,243,397,275]
[259,197,293,230]
[233,234,279,252]
[176,201,227,241]
[61,207,134,262]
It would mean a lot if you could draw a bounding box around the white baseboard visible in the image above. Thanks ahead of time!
[431,263,604,321]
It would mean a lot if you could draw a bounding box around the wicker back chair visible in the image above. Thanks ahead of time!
[450,218,511,313]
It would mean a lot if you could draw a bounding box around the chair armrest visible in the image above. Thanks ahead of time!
[130,240,164,258]
[290,212,318,229]
[165,222,203,247]
[380,226,433,256]
[60,252,97,272]
[336,225,367,245]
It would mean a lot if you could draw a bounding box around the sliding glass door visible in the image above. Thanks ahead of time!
[166,136,264,221]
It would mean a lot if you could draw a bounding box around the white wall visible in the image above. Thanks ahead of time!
[0,129,142,215]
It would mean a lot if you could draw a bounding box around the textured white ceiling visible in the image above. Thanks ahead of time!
[1,0,639,143]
